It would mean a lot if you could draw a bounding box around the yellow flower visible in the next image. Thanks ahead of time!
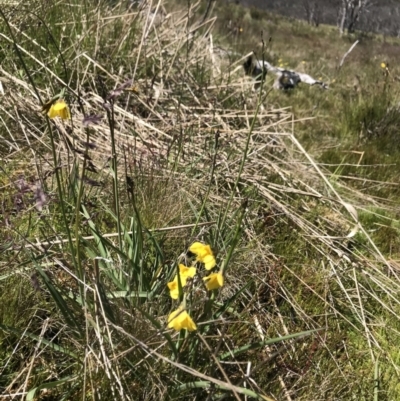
[168,307,197,331]
[381,62,386,69]
[167,264,197,299]
[189,242,216,270]
[302,60,306,64]
[203,272,224,290]
[203,254,216,270]
[178,264,196,279]
[47,100,70,120]
[167,277,180,299]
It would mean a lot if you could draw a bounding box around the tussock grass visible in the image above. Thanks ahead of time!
[1,0,400,400]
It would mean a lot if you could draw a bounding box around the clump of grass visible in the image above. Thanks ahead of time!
[2,0,400,400]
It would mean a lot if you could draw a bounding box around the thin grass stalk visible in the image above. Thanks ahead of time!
[129,187,145,291]
[191,130,219,234]
[374,357,380,401]
[73,128,96,293]
[220,198,247,275]
[106,101,123,251]
[219,50,267,233]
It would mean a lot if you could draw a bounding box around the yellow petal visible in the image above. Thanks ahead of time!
[189,243,215,268]
[203,254,216,270]
[47,105,57,118]
[167,278,180,300]
[179,264,196,279]
[203,273,224,290]
[182,314,197,331]
[47,100,70,120]
[167,308,197,331]
[189,242,209,258]
[167,309,181,329]
[60,106,71,120]
[167,266,196,299]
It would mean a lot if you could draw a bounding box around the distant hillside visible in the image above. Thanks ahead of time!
[229,0,400,37]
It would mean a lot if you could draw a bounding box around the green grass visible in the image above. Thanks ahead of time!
[2,0,400,399]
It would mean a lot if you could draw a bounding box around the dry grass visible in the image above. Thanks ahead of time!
[1,0,400,400]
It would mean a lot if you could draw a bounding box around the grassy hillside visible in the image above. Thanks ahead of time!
[235,0,399,36]
[1,0,400,400]
[214,1,400,195]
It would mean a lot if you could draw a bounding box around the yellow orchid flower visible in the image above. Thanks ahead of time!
[167,277,180,300]
[203,272,224,290]
[167,264,196,299]
[381,62,387,69]
[168,307,197,331]
[189,242,216,270]
[178,264,196,279]
[47,99,70,120]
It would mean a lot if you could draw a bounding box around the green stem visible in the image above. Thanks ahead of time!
[106,102,123,251]
[220,199,247,275]
[192,130,220,236]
